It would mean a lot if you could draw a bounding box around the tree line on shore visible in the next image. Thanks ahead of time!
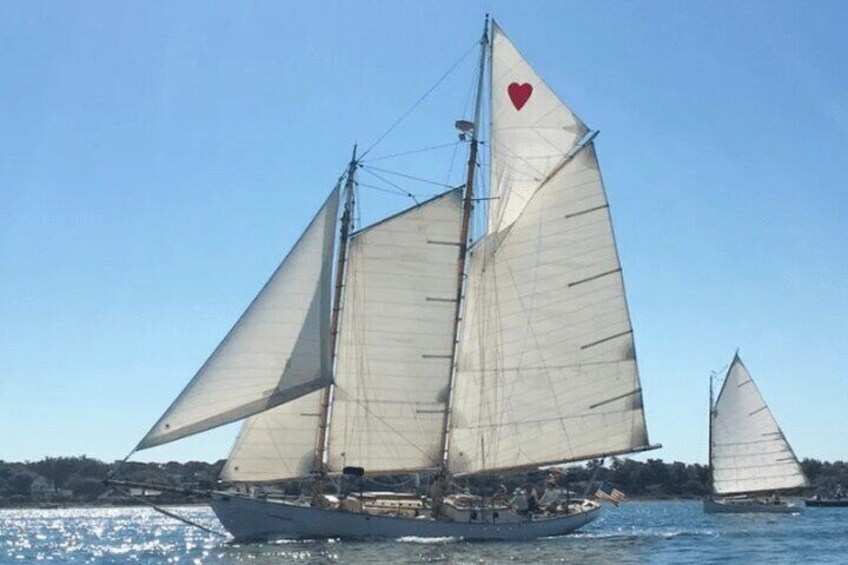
[0,456,844,507]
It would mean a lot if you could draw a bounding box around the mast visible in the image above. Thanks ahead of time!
[314,145,358,480]
[439,16,489,476]
[708,370,715,496]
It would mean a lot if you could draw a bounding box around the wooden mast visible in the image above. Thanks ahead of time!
[314,145,358,491]
[438,16,489,477]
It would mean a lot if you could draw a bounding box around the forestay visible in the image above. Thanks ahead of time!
[488,21,588,234]
[711,355,808,495]
[136,188,339,450]
[448,144,650,475]
[327,190,463,474]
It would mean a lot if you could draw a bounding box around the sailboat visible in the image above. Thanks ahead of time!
[704,353,808,514]
[115,17,660,541]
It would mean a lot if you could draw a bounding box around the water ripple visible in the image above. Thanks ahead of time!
[1,501,846,564]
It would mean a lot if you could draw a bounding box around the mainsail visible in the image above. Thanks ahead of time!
[448,143,649,474]
[710,354,807,495]
[136,188,339,450]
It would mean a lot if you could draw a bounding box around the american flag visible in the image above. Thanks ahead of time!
[594,481,626,506]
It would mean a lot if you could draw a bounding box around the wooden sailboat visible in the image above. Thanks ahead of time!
[704,353,808,514]
[116,17,660,541]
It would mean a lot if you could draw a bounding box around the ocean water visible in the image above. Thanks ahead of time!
[1,501,845,564]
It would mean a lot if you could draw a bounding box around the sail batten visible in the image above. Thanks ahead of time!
[136,188,339,451]
[710,355,807,496]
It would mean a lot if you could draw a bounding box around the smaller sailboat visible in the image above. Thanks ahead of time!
[805,485,848,507]
[704,353,808,513]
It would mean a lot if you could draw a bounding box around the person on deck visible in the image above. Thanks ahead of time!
[539,478,563,511]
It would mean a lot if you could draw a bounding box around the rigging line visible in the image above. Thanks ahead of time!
[106,449,135,480]
[361,164,458,189]
[359,167,421,204]
[363,141,464,163]
[360,40,480,160]
[357,182,422,199]
[119,488,228,538]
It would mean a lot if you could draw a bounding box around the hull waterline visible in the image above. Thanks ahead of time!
[211,493,600,542]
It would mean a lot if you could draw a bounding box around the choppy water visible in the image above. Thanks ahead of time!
[1,501,845,564]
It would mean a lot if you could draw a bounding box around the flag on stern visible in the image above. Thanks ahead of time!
[595,481,626,506]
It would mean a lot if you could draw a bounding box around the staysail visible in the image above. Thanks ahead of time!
[136,188,339,450]
[488,22,589,234]
[448,142,650,475]
[327,190,463,474]
[710,354,808,495]
[220,390,323,482]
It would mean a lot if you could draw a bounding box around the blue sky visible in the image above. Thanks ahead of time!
[1,1,845,466]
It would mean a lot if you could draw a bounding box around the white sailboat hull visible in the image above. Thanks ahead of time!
[211,493,600,541]
[703,498,802,514]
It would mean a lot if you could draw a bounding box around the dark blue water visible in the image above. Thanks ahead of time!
[1,501,845,564]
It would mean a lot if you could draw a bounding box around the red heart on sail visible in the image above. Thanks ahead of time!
[508,82,533,111]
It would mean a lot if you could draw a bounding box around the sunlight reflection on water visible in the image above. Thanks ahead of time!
[1,501,845,564]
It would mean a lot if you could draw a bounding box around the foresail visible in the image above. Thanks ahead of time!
[711,355,808,495]
[488,22,589,234]
[220,389,322,482]
[448,143,650,475]
[327,190,463,474]
[136,188,339,450]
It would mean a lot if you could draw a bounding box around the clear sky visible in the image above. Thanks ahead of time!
[2,1,846,467]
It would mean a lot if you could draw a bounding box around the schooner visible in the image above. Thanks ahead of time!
[116,17,660,540]
[705,353,808,513]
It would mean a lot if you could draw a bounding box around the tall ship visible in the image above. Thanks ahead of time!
[705,353,808,514]
[114,17,660,541]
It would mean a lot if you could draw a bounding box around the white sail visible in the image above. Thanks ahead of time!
[488,21,589,234]
[448,143,650,475]
[711,355,808,495]
[327,190,463,474]
[220,390,323,483]
[136,188,339,450]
